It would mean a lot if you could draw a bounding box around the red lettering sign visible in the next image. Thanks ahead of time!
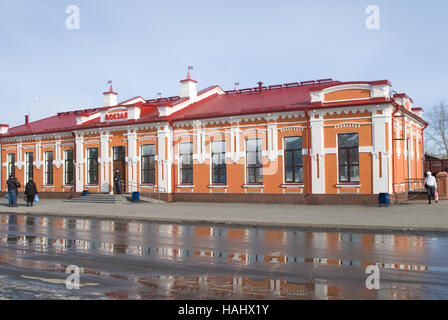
[105,112,128,121]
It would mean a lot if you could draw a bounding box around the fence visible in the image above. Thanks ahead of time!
[405,178,426,192]
[117,180,166,202]
[424,159,448,174]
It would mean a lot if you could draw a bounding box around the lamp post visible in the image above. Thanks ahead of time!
[27,96,40,123]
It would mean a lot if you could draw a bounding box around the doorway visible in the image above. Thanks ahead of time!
[113,146,126,193]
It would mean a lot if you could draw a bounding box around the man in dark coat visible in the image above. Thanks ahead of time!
[24,178,38,207]
[6,175,20,207]
[114,169,121,194]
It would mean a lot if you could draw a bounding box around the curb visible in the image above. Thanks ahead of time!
[2,209,448,234]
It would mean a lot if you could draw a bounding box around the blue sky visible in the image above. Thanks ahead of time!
[1,0,447,127]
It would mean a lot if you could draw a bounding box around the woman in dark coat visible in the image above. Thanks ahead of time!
[24,179,38,207]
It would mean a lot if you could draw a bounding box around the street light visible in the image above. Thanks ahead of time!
[27,96,40,122]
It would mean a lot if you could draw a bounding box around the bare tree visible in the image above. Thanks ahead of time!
[425,102,448,156]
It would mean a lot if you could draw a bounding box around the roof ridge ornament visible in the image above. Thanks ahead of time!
[103,80,118,107]
[180,66,198,99]
[104,80,117,95]
[187,66,193,80]
[180,66,197,84]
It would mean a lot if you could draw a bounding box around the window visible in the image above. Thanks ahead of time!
[179,142,193,184]
[141,144,156,184]
[64,150,74,185]
[212,140,226,184]
[25,152,33,183]
[246,139,263,184]
[284,136,303,183]
[44,151,53,185]
[87,148,98,185]
[7,153,15,177]
[338,133,359,183]
[113,146,125,161]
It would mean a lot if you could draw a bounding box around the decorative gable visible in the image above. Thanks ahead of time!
[310,81,391,104]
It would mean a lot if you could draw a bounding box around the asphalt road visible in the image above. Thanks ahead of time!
[1,212,448,300]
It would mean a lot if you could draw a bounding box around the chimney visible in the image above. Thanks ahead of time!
[411,107,423,118]
[25,115,29,124]
[258,81,263,93]
[103,84,118,107]
[180,71,197,100]
[0,124,9,134]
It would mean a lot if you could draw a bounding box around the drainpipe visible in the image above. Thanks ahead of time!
[0,139,2,193]
[305,108,312,195]
[391,104,400,195]
[168,119,175,202]
[422,121,429,179]
[72,132,76,194]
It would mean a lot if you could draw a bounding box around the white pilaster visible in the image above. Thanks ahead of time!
[193,120,203,164]
[100,131,111,193]
[157,124,169,193]
[54,140,63,168]
[201,130,206,164]
[230,128,236,163]
[372,107,389,194]
[33,141,43,169]
[395,120,401,160]
[235,126,241,161]
[267,123,278,162]
[75,134,84,192]
[388,120,393,193]
[310,112,325,194]
[166,125,174,193]
[16,142,23,169]
[127,129,137,192]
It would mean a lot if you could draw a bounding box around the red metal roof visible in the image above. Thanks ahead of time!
[169,81,339,121]
[3,79,404,138]
[6,113,78,136]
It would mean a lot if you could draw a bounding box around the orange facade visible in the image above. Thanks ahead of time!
[0,78,426,202]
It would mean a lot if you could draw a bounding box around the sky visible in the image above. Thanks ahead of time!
[1,0,448,128]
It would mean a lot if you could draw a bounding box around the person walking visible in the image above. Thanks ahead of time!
[114,169,121,194]
[6,175,20,207]
[24,178,38,207]
[425,171,438,204]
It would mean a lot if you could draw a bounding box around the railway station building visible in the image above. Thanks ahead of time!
[0,72,427,204]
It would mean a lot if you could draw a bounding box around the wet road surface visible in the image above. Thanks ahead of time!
[1,213,448,300]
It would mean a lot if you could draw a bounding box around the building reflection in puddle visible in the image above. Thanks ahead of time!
[0,214,432,271]
[0,213,440,299]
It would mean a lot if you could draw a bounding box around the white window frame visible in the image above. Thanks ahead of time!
[63,149,75,185]
[7,153,15,178]
[25,152,33,184]
[140,144,156,185]
[245,138,263,185]
[178,141,193,186]
[283,136,303,185]
[44,151,54,186]
[210,140,227,185]
[336,132,360,185]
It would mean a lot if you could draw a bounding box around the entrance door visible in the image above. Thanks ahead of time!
[113,146,126,193]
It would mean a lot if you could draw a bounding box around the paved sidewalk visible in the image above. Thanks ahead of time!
[0,198,447,233]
